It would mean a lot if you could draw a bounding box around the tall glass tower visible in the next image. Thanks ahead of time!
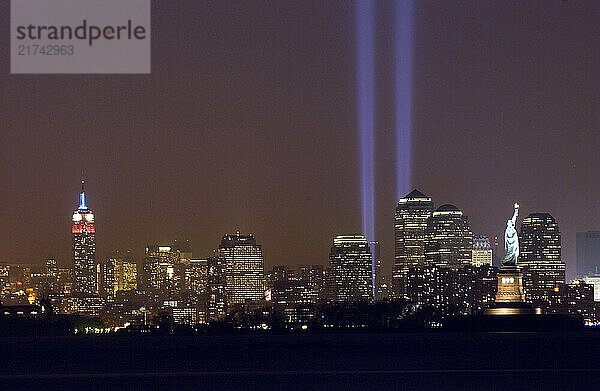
[424,204,473,269]
[518,213,565,305]
[72,180,96,295]
[328,235,373,303]
[393,189,434,298]
[217,232,265,305]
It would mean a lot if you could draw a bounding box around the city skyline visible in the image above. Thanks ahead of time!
[2,1,600,279]
[0,178,591,279]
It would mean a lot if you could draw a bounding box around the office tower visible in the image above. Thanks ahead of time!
[583,275,600,302]
[172,240,192,265]
[472,236,493,267]
[45,259,58,278]
[520,213,561,262]
[72,180,96,295]
[368,241,381,301]
[142,245,180,298]
[393,189,434,298]
[266,265,295,290]
[103,252,137,296]
[518,213,565,305]
[171,240,192,294]
[42,259,59,294]
[546,280,596,324]
[0,264,9,297]
[272,277,313,325]
[424,204,473,269]
[216,232,264,305]
[207,255,226,320]
[297,265,327,302]
[577,231,600,277]
[97,260,114,297]
[406,264,497,317]
[186,258,209,295]
[328,235,373,303]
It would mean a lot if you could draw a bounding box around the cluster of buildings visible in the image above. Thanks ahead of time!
[2,184,600,329]
[392,190,599,324]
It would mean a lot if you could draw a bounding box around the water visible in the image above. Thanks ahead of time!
[1,332,599,390]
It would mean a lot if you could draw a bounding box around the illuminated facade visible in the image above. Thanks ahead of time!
[143,245,179,298]
[424,204,473,269]
[217,233,264,305]
[546,280,596,324]
[186,258,209,295]
[0,264,10,297]
[207,255,226,320]
[101,253,137,297]
[369,241,382,301]
[328,235,373,303]
[297,264,327,303]
[406,264,497,317]
[519,213,561,262]
[472,236,493,267]
[72,181,97,295]
[272,278,313,326]
[518,213,565,305]
[393,189,434,298]
[583,275,600,302]
[521,260,566,305]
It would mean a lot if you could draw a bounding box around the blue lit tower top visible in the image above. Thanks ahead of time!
[79,179,88,210]
[73,179,94,231]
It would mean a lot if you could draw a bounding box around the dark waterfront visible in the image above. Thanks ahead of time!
[1,331,599,390]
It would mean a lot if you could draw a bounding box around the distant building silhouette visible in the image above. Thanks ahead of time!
[576,231,600,277]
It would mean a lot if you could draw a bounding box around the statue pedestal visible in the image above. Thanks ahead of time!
[484,266,534,315]
[495,266,525,303]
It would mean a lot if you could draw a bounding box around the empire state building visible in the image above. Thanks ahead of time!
[72,180,96,295]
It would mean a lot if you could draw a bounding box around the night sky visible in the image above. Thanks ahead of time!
[1,1,599,279]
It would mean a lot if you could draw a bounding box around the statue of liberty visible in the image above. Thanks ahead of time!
[502,203,519,267]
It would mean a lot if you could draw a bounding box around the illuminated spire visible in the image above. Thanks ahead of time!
[79,179,87,210]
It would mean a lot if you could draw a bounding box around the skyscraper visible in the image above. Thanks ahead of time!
[472,236,493,267]
[518,213,565,305]
[328,235,373,303]
[72,180,96,295]
[576,231,600,277]
[186,258,209,295]
[101,252,137,297]
[142,245,179,298]
[207,255,226,320]
[424,204,473,269]
[393,189,434,298]
[217,232,265,305]
[368,241,380,301]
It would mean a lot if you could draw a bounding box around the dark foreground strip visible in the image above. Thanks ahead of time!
[0,368,598,380]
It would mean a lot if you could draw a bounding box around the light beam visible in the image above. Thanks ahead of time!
[395,0,414,199]
[356,0,375,241]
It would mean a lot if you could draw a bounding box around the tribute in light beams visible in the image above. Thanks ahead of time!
[356,0,375,241]
[395,0,414,199]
